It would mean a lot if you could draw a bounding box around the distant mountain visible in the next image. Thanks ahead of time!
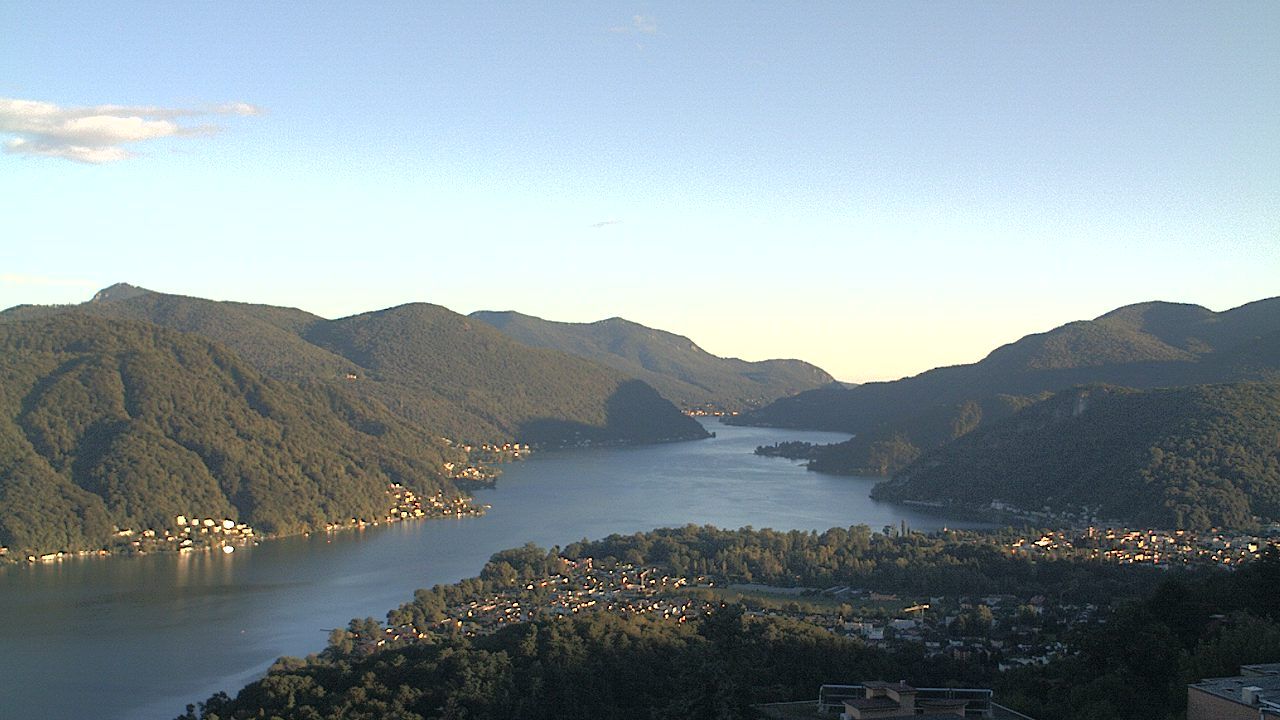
[3,285,709,447]
[0,314,466,556]
[872,383,1280,531]
[805,393,1043,475]
[4,282,348,380]
[470,310,833,411]
[734,298,1280,474]
[302,303,708,445]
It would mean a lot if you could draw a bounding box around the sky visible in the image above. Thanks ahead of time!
[2,2,1277,382]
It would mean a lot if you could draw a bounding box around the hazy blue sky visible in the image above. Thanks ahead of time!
[3,2,1277,381]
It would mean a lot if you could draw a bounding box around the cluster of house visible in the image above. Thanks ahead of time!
[12,483,490,563]
[441,462,497,483]
[476,441,531,458]
[99,514,258,558]
[325,484,487,532]
[382,483,484,523]
[1009,527,1280,567]
[170,509,254,548]
[683,406,739,417]
[343,553,1081,676]
[737,586,1084,671]
[385,559,708,642]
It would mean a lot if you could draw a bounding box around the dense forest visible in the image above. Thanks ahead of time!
[471,310,834,411]
[2,284,708,446]
[805,394,1042,475]
[997,549,1280,720]
[179,606,989,720]
[556,525,1165,601]
[380,525,1167,643]
[0,314,467,556]
[874,383,1280,530]
[178,526,1280,720]
[732,298,1280,476]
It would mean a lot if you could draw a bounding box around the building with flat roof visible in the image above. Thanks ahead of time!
[837,681,970,718]
[753,682,1034,720]
[1187,663,1280,720]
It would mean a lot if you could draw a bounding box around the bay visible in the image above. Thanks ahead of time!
[0,419,988,720]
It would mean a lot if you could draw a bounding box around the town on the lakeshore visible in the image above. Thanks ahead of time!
[335,526,1280,675]
[6,482,487,564]
[2,438,531,564]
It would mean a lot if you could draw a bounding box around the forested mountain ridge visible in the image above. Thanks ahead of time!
[3,283,347,380]
[872,382,1280,530]
[736,298,1280,475]
[0,314,467,557]
[303,303,709,444]
[2,285,708,446]
[470,310,834,411]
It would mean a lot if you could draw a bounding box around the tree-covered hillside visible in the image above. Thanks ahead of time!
[873,383,1280,530]
[307,304,709,445]
[471,310,834,411]
[177,526,1280,720]
[805,394,1043,475]
[2,285,708,447]
[0,314,467,556]
[736,298,1280,475]
[3,283,346,380]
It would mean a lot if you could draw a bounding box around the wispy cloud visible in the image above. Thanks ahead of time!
[609,14,658,35]
[631,14,658,34]
[590,219,623,229]
[0,97,261,164]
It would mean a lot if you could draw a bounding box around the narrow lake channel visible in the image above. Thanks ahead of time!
[0,418,990,720]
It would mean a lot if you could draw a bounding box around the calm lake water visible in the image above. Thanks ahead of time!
[0,419,988,720]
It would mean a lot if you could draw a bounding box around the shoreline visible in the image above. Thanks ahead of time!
[2,493,489,568]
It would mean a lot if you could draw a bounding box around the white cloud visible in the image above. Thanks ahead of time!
[632,15,658,34]
[590,219,623,228]
[609,13,658,35]
[0,97,262,164]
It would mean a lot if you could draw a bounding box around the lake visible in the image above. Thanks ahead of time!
[0,418,988,720]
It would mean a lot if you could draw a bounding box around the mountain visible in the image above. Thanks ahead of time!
[804,393,1043,475]
[734,298,1280,474]
[302,304,709,445]
[0,314,467,556]
[3,283,348,380]
[2,285,709,447]
[470,310,833,411]
[872,383,1280,530]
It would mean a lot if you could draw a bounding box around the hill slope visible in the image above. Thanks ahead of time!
[3,285,708,446]
[872,383,1280,530]
[471,310,833,411]
[0,314,467,556]
[305,304,709,445]
[736,298,1280,474]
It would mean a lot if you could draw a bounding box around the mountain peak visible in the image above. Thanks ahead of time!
[90,283,151,304]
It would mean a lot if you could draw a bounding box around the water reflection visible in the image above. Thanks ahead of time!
[0,419,986,720]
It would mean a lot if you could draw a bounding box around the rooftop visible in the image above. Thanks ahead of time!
[754,700,1036,720]
[1189,672,1280,711]
[862,681,916,693]
[756,682,1037,720]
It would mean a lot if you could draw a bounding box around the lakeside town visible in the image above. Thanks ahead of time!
[0,439,528,564]
[336,525,1280,675]
[3,482,487,564]
[1008,527,1280,567]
